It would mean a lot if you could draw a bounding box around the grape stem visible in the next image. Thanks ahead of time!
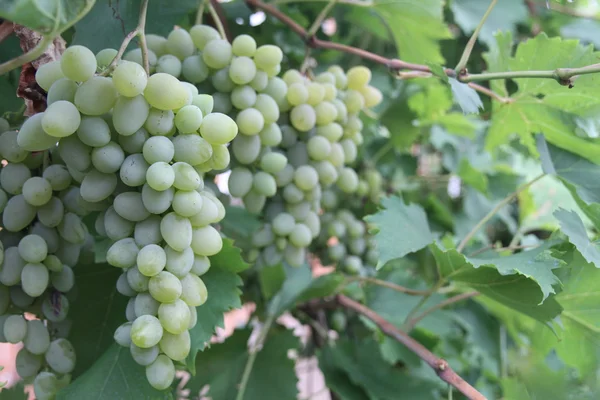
[244,0,600,94]
[235,313,276,400]
[207,0,229,41]
[196,1,206,25]
[455,0,498,74]
[404,291,480,331]
[337,295,487,400]
[307,0,338,38]
[105,0,150,75]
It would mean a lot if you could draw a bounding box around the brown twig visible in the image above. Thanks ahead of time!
[337,295,487,400]
[404,291,480,331]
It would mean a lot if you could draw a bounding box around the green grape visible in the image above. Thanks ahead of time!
[127,266,150,292]
[148,271,182,303]
[188,305,198,329]
[344,255,362,274]
[3,195,37,232]
[131,343,159,366]
[293,165,319,191]
[286,83,308,106]
[146,34,168,56]
[340,139,357,163]
[41,165,69,192]
[260,152,288,174]
[76,117,111,147]
[264,76,288,104]
[4,314,27,343]
[180,273,207,307]
[172,190,204,217]
[210,144,230,170]
[211,67,235,92]
[360,85,382,108]
[272,213,295,236]
[287,201,311,220]
[0,189,6,213]
[156,54,182,77]
[172,162,202,191]
[17,114,58,152]
[198,112,238,146]
[167,28,195,59]
[231,85,257,109]
[337,167,359,193]
[289,223,312,247]
[191,94,214,115]
[347,65,371,89]
[96,48,118,68]
[61,46,97,82]
[144,108,175,136]
[190,24,220,50]
[143,136,174,164]
[290,104,316,132]
[315,160,338,186]
[181,79,198,97]
[146,162,175,191]
[0,248,26,286]
[229,56,257,85]
[275,164,295,187]
[284,244,305,266]
[119,128,148,154]
[107,238,139,268]
[74,76,118,115]
[236,108,264,135]
[126,298,136,321]
[131,315,164,348]
[112,95,151,136]
[164,246,193,278]
[228,167,253,198]
[134,292,160,317]
[250,70,269,91]
[191,255,210,276]
[182,55,209,83]
[42,253,62,272]
[307,135,332,161]
[328,243,346,261]
[322,83,337,101]
[159,329,190,361]
[254,45,283,70]
[57,212,87,244]
[160,212,192,251]
[232,34,257,57]
[304,212,320,237]
[104,206,135,240]
[114,322,133,347]
[18,234,48,263]
[114,192,151,222]
[144,73,189,111]
[344,89,365,113]
[120,154,150,187]
[254,94,279,124]
[202,39,233,69]
[212,92,232,113]
[306,82,325,106]
[157,299,190,334]
[22,176,52,206]
[259,123,282,146]
[42,292,70,322]
[0,131,28,163]
[191,225,222,256]
[314,101,338,125]
[16,348,43,379]
[328,65,348,89]
[47,78,78,105]
[146,354,175,390]
[91,141,125,173]
[174,105,203,133]
[113,61,148,97]
[37,197,63,227]
[45,338,76,374]
[172,134,213,165]
[50,265,75,292]
[142,184,174,214]
[34,371,59,400]
[243,190,266,214]
[124,48,158,69]
[134,215,162,247]
[252,172,277,197]
[21,263,49,297]
[283,69,303,85]
[36,60,65,91]
[1,162,31,195]
[231,134,260,165]
[328,142,345,167]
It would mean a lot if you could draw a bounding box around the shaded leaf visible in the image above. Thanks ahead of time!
[426,63,448,83]
[258,264,286,300]
[457,158,488,194]
[555,208,600,267]
[448,78,483,114]
[365,196,434,268]
[318,349,371,400]
[186,328,299,400]
[208,238,250,274]
[482,31,513,96]
[267,263,312,317]
[57,345,172,400]
[0,383,27,399]
[221,206,261,240]
[295,273,345,303]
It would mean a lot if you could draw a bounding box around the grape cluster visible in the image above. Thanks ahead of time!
[0,115,84,399]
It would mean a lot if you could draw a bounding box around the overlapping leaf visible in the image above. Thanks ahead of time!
[0,0,95,34]
[555,209,600,266]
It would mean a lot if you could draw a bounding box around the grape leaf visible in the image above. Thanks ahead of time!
[186,328,299,400]
[318,349,371,400]
[448,78,483,114]
[72,0,197,52]
[221,206,261,240]
[365,196,434,268]
[209,238,250,274]
[555,208,600,267]
[320,339,438,400]
[258,264,286,300]
[450,0,528,45]
[457,158,488,194]
[482,31,512,96]
[67,262,128,378]
[430,243,563,324]
[295,273,345,304]
[56,344,172,400]
[372,0,451,64]
[0,383,27,399]
[0,0,95,35]
[486,33,600,160]
[267,263,312,317]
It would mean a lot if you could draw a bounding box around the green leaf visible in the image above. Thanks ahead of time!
[555,208,600,267]
[0,0,95,35]
[187,267,243,372]
[295,273,345,304]
[68,263,128,378]
[448,78,483,114]
[430,243,563,324]
[457,158,488,194]
[221,206,261,240]
[267,263,312,317]
[57,344,171,400]
[450,0,528,45]
[186,328,299,400]
[320,339,438,400]
[0,383,27,399]
[426,63,448,83]
[365,196,434,268]
[380,98,420,150]
[372,0,451,64]
[258,264,286,300]
[482,31,513,96]
[209,238,250,274]
[73,0,197,52]
[318,349,371,400]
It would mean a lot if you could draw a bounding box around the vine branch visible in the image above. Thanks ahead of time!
[455,0,498,73]
[347,275,434,296]
[337,295,487,400]
[405,291,480,331]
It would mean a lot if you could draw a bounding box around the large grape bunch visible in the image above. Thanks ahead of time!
[0,113,87,399]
